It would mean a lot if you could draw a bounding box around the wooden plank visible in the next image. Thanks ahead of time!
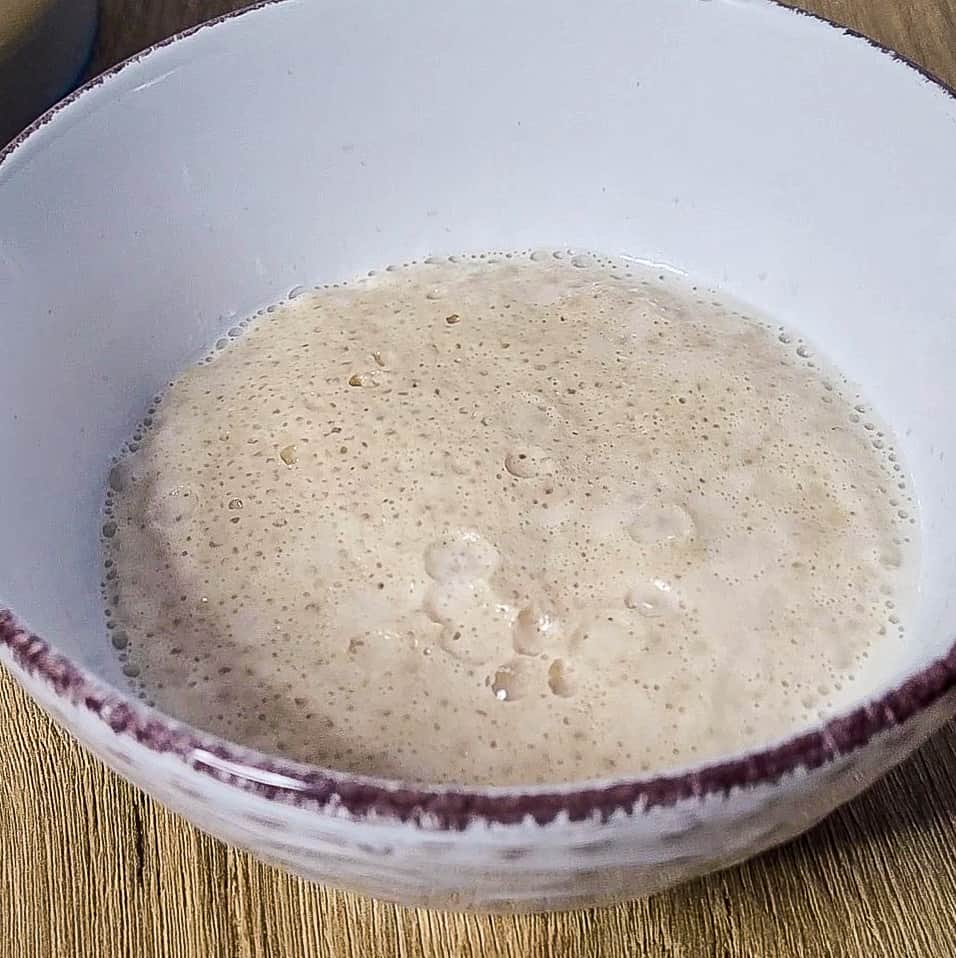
[3,1,955,955]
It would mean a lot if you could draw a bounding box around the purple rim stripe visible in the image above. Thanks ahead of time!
[3,611,954,829]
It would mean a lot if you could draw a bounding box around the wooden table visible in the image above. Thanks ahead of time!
[3,2,956,955]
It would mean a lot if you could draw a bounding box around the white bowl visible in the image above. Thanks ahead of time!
[1,0,955,912]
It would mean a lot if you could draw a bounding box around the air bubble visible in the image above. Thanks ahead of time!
[512,605,564,655]
[108,464,128,493]
[627,501,696,545]
[504,446,554,479]
[424,531,499,582]
[489,658,539,702]
[547,658,577,697]
[625,580,679,618]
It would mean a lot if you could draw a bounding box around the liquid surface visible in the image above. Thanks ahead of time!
[102,253,916,786]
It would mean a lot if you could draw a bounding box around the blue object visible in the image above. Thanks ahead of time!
[1,0,99,146]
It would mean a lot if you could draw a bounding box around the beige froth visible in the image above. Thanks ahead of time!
[102,253,916,786]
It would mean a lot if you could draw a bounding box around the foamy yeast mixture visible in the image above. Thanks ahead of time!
[102,252,917,786]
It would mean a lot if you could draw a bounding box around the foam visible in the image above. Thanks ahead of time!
[101,253,918,785]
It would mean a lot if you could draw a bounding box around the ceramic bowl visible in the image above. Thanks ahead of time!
[1,0,955,913]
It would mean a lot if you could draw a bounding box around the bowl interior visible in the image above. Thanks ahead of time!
[1,0,955,704]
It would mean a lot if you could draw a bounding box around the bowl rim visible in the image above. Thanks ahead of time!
[1,0,955,832]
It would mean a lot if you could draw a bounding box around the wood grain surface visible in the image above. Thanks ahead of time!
[3,2,956,956]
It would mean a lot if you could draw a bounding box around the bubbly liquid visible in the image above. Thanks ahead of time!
[102,252,917,786]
